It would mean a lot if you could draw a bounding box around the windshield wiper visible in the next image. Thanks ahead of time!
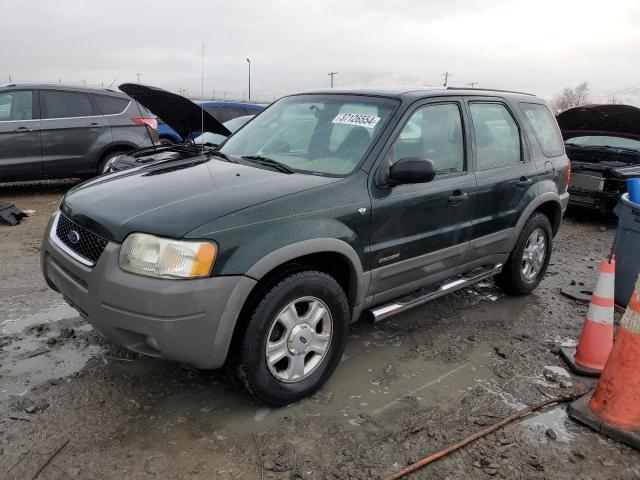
[241,155,294,174]
[208,150,238,163]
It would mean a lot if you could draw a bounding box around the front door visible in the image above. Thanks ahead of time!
[0,89,42,181]
[369,99,476,300]
[465,100,539,260]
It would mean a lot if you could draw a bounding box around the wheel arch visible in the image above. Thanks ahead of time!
[507,193,562,252]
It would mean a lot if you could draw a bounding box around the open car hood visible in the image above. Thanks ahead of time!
[556,104,640,141]
[119,83,231,138]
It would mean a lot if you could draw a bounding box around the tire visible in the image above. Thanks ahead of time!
[98,151,124,174]
[235,270,350,406]
[496,212,553,295]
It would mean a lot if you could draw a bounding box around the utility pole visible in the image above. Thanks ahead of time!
[328,71,338,88]
[8,74,12,83]
[82,80,86,87]
[246,58,251,101]
[223,91,227,101]
[135,72,143,83]
[467,82,478,88]
[441,72,452,87]
[212,89,215,100]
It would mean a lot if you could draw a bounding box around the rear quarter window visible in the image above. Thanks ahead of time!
[94,95,130,115]
[520,103,564,157]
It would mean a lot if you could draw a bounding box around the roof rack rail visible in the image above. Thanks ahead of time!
[447,87,536,97]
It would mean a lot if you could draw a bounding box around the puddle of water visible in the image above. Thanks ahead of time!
[128,326,498,438]
[0,303,79,335]
[0,327,104,402]
[521,405,579,442]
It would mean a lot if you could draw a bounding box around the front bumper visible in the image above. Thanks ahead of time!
[41,213,256,369]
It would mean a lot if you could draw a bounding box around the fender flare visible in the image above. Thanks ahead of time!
[245,238,367,308]
[508,192,562,251]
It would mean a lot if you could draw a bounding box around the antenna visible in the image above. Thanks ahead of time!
[328,71,338,88]
[201,43,205,151]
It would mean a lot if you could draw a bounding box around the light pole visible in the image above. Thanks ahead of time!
[246,58,251,101]
[328,71,338,88]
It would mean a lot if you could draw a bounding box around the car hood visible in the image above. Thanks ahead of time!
[61,157,339,242]
[557,104,640,141]
[119,83,231,139]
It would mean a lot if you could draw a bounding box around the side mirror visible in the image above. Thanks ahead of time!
[388,158,436,186]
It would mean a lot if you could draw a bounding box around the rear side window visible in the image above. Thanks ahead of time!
[203,106,221,120]
[219,106,247,122]
[41,91,94,119]
[0,91,33,121]
[470,102,521,169]
[94,95,129,115]
[520,103,564,157]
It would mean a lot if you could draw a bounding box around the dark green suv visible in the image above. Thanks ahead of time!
[41,86,570,406]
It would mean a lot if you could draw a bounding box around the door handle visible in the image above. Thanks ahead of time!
[88,122,102,128]
[517,176,533,187]
[14,126,33,133]
[448,191,469,204]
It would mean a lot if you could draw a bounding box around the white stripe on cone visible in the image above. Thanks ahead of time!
[586,303,614,325]
[593,272,615,298]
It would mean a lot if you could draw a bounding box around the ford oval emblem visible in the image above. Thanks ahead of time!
[67,230,81,244]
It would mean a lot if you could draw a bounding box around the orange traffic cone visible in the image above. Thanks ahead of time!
[568,275,640,449]
[560,256,615,376]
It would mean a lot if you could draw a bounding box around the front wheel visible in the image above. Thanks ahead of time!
[496,213,552,295]
[235,270,350,406]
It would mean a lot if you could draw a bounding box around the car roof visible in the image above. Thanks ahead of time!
[0,83,128,98]
[292,85,538,101]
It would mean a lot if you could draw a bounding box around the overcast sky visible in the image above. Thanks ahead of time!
[2,0,639,102]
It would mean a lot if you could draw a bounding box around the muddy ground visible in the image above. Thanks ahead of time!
[1,180,639,480]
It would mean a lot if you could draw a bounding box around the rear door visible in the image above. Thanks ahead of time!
[40,89,110,178]
[0,89,42,181]
[368,98,476,300]
[465,99,539,260]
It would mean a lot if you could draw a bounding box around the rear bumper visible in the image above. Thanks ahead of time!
[41,213,256,369]
[560,191,570,215]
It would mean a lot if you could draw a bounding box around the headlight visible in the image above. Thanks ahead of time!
[119,233,217,279]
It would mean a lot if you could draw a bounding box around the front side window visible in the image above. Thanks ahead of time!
[0,91,33,121]
[220,95,398,176]
[470,103,521,169]
[41,90,94,119]
[520,103,564,157]
[388,103,465,175]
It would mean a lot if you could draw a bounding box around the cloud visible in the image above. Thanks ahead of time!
[1,0,638,101]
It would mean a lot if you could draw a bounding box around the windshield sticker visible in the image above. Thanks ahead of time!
[332,113,381,129]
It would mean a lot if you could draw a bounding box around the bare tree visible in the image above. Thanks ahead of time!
[553,82,590,112]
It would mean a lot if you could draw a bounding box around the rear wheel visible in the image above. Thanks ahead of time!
[235,270,350,406]
[98,151,125,174]
[496,213,552,295]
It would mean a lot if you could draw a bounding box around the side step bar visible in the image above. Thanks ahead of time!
[367,263,503,322]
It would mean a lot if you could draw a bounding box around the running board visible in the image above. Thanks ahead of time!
[367,264,503,322]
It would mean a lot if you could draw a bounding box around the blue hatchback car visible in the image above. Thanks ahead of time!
[158,101,265,144]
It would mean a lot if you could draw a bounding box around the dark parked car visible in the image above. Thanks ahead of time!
[0,84,157,181]
[557,104,640,213]
[41,86,569,406]
[158,101,265,144]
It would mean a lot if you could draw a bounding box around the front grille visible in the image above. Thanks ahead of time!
[55,214,108,264]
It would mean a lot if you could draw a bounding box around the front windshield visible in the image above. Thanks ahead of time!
[219,94,398,176]
[566,135,640,151]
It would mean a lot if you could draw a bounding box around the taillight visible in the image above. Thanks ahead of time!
[132,117,158,131]
[566,158,572,191]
